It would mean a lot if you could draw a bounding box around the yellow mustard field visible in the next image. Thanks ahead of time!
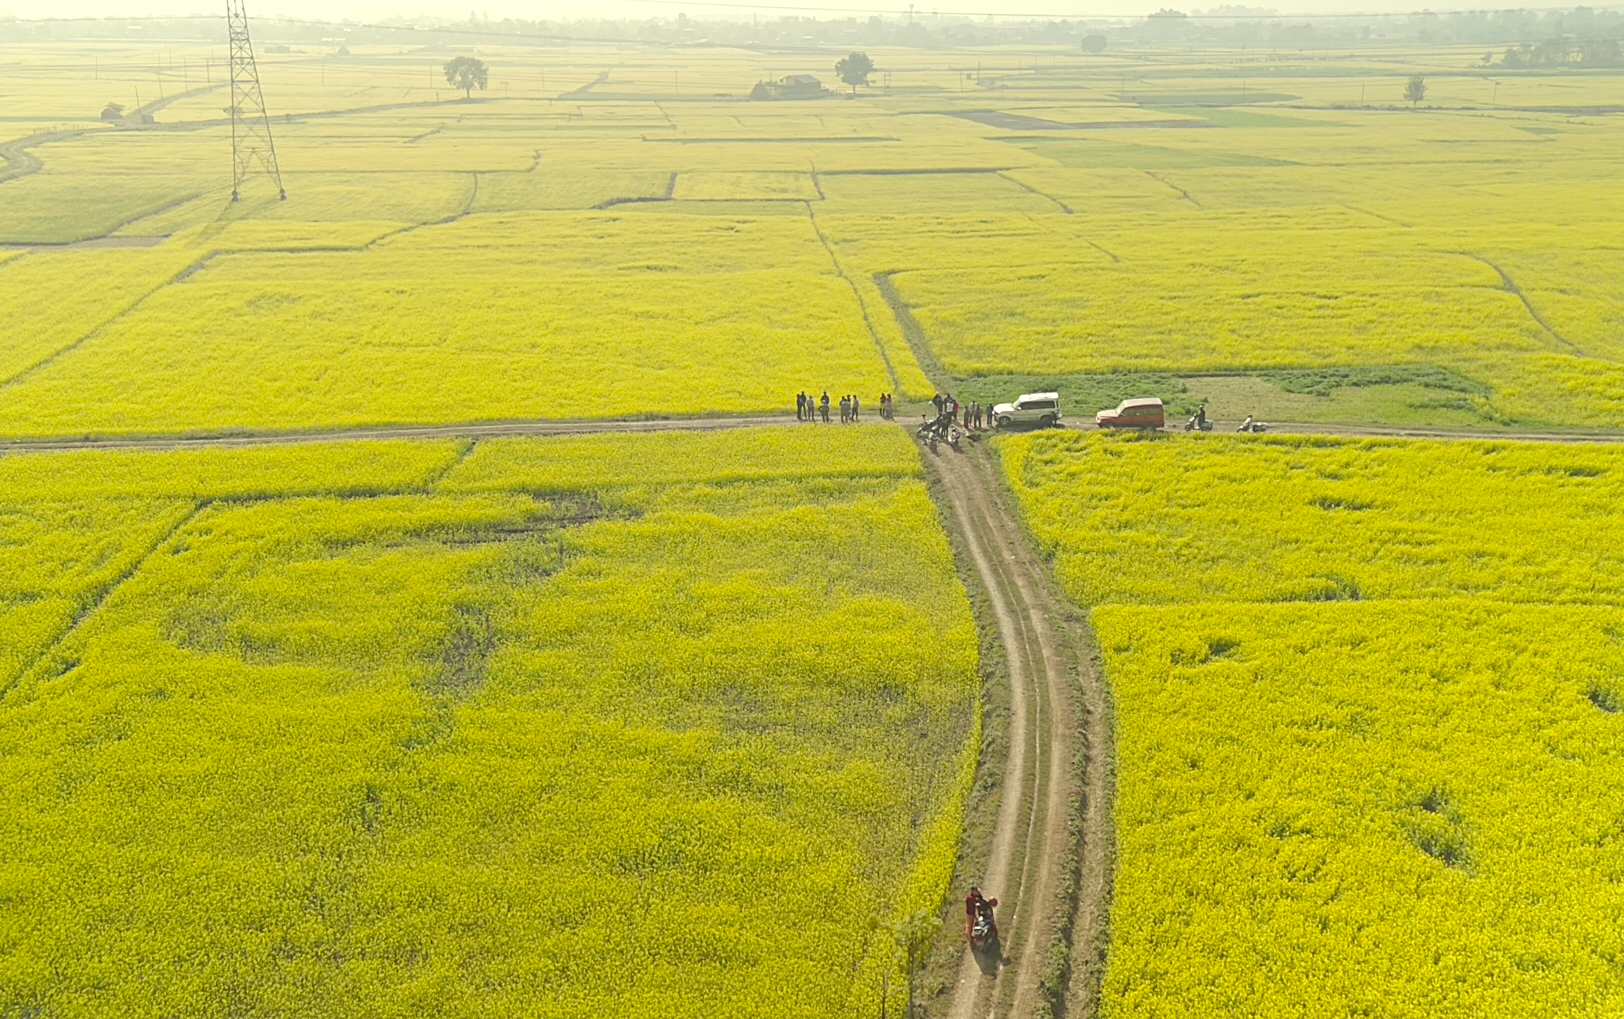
[996,430,1624,1016]
[4,40,1624,432]
[0,426,978,1017]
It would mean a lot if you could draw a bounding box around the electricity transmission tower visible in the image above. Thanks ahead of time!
[226,0,286,201]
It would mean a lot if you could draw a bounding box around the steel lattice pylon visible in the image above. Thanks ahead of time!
[226,0,285,201]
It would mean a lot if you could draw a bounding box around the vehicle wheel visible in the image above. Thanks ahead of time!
[1042,415,1056,428]
[998,416,1011,428]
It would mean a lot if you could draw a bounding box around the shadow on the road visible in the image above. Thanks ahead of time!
[972,937,1003,977]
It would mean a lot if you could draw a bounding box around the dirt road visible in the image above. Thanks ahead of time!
[927,438,1110,1019]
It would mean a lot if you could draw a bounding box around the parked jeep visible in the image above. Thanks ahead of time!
[1095,397,1165,430]
[991,392,1062,429]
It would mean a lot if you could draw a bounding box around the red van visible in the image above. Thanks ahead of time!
[1095,397,1165,430]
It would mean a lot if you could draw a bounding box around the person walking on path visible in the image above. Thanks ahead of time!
[820,391,831,423]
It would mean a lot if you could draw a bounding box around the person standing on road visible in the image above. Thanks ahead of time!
[851,395,860,421]
[820,392,831,423]
[932,393,944,418]
[796,391,805,421]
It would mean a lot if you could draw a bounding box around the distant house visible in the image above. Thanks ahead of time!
[750,74,826,101]
[780,74,823,96]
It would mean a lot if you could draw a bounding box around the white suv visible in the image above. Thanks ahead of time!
[991,392,1062,429]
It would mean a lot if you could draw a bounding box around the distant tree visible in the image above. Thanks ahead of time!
[1404,74,1426,106]
[1582,37,1622,66]
[835,51,875,94]
[1146,8,1189,39]
[749,80,771,101]
[444,55,489,100]
[1081,34,1108,53]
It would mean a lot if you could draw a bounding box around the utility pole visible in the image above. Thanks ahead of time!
[226,0,286,200]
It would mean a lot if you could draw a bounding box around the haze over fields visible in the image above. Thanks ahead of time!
[4,11,1624,1019]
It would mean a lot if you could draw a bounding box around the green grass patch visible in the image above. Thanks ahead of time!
[951,366,1506,429]
[1257,365,1491,398]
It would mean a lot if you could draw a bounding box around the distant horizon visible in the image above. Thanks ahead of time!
[5,0,1606,29]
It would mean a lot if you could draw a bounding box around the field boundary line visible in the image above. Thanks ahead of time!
[0,260,203,389]
[803,201,908,396]
[422,437,479,491]
[1457,251,1586,357]
[872,270,954,385]
[1142,170,1202,208]
[1,500,205,705]
[997,171,1072,214]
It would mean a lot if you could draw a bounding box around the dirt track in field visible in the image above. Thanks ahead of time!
[927,436,1111,1019]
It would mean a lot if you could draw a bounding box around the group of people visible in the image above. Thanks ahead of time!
[795,391,898,423]
[931,393,988,431]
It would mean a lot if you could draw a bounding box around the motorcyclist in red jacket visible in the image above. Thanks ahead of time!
[965,886,997,938]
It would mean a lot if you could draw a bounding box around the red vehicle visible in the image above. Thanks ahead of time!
[1095,396,1165,430]
[965,887,999,950]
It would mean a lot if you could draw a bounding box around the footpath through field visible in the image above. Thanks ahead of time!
[10,413,1624,452]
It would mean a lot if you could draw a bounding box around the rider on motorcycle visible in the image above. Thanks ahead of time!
[965,886,997,937]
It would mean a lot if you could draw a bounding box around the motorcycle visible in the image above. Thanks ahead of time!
[1184,414,1213,432]
[1236,415,1270,433]
[969,896,999,951]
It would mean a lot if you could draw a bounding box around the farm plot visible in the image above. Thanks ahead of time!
[0,426,978,1018]
[0,246,203,382]
[995,430,1624,1017]
[0,212,914,435]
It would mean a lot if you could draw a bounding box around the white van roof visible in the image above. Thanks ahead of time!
[1020,392,1061,402]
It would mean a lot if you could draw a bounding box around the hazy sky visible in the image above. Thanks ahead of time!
[0,0,1513,27]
